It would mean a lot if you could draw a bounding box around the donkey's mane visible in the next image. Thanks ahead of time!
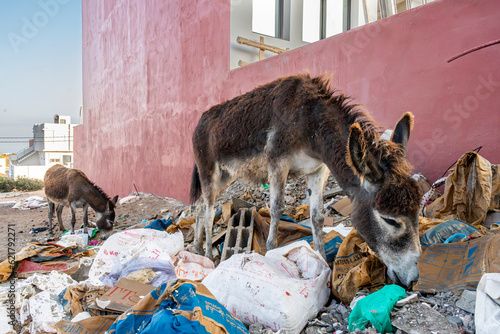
[75,170,112,201]
[308,74,412,178]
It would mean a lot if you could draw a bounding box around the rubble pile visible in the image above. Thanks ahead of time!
[0,151,499,333]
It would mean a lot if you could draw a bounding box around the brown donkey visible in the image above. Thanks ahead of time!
[44,164,118,239]
[191,74,422,287]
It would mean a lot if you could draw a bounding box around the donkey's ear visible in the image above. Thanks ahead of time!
[107,195,119,210]
[347,123,384,183]
[391,112,414,153]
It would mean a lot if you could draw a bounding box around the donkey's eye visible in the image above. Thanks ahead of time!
[382,217,400,227]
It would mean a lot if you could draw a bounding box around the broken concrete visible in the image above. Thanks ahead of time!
[455,289,476,314]
[392,303,460,334]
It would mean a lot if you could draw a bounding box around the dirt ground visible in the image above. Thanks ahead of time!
[0,190,189,262]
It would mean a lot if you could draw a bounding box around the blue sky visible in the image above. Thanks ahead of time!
[0,0,82,153]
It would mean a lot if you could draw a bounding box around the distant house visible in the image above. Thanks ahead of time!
[9,115,75,180]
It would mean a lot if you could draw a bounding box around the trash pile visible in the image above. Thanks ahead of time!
[0,151,499,333]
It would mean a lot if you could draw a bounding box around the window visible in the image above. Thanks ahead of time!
[252,0,290,40]
[302,0,344,43]
[63,155,72,164]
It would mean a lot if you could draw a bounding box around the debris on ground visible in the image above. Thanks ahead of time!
[1,155,500,333]
[12,196,48,210]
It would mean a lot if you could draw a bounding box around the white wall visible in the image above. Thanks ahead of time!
[9,165,47,180]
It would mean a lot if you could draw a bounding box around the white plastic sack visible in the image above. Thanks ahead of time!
[476,273,500,334]
[174,251,215,281]
[88,229,184,285]
[203,240,331,333]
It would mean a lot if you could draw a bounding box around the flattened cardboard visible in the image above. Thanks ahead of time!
[324,216,335,227]
[96,278,155,313]
[414,234,500,294]
[333,197,353,216]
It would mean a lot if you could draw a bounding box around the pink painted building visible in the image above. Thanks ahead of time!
[75,0,500,204]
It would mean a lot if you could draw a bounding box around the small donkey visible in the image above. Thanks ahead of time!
[191,74,422,287]
[44,164,118,239]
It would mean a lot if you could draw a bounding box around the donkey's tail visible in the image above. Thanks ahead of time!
[190,164,202,204]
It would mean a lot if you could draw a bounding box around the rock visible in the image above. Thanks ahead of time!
[249,323,263,334]
[446,315,463,326]
[395,293,418,307]
[392,303,458,334]
[461,314,474,330]
[455,290,476,314]
[336,304,349,320]
[320,313,334,325]
[305,326,321,334]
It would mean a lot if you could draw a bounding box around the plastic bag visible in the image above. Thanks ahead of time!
[348,284,406,333]
[203,240,331,333]
[88,229,183,285]
[100,257,176,287]
[419,219,480,246]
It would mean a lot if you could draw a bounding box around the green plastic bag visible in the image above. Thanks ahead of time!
[348,284,406,333]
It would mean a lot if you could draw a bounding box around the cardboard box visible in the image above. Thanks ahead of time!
[333,197,353,216]
[95,278,155,313]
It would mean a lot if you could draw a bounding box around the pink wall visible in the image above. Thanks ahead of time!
[76,0,500,204]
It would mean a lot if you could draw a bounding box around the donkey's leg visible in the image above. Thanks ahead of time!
[82,203,89,231]
[48,201,55,236]
[201,191,216,259]
[306,165,329,260]
[193,203,205,255]
[267,163,289,251]
[70,203,77,234]
[56,205,65,231]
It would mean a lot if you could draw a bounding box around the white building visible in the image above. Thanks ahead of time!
[9,115,75,180]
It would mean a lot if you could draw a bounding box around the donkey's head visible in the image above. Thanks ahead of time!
[96,195,119,239]
[346,112,422,287]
